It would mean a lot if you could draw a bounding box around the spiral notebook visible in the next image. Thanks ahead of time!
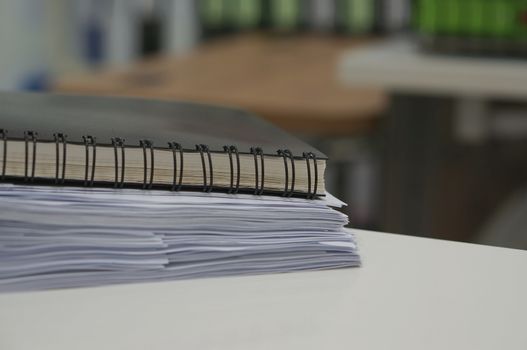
[0,92,326,198]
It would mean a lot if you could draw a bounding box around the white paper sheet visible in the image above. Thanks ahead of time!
[0,184,359,292]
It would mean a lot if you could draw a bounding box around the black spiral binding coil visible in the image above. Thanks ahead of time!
[54,133,67,184]
[277,149,295,197]
[303,152,318,199]
[24,131,38,182]
[169,142,184,191]
[82,136,97,187]
[140,140,154,189]
[1,129,320,199]
[223,145,240,194]
[1,129,6,180]
[111,137,126,188]
[251,147,265,195]
[196,144,213,192]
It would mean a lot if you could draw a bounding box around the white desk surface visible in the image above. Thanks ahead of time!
[1,230,526,350]
[339,39,527,100]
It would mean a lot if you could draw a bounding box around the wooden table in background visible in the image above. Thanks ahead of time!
[55,34,387,135]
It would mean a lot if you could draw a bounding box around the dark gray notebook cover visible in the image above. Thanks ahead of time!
[0,92,327,159]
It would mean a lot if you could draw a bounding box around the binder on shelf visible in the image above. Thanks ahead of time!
[336,0,376,35]
[269,0,304,32]
[413,0,527,57]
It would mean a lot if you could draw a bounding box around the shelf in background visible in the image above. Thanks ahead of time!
[340,38,527,100]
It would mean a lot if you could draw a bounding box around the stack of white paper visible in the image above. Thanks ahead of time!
[0,184,359,292]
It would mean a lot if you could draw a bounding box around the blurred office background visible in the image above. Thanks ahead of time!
[1,0,526,249]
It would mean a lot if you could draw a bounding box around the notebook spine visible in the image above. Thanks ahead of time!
[24,131,38,182]
[169,142,184,191]
[140,139,154,189]
[111,137,126,188]
[303,152,318,200]
[251,147,265,195]
[223,145,240,194]
[82,135,97,187]
[196,144,213,192]
[54,133,67,185]
[0,130,321,199]
[277,149,295,197]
